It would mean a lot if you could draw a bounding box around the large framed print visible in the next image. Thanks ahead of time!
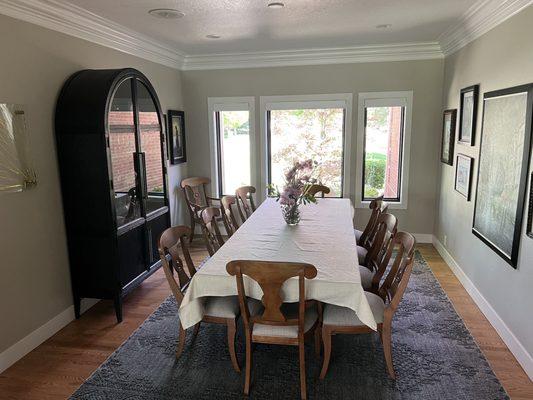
[454,154,473,200]
[167,110,186,165]
[527,172,533,239]
[459,85,479,145]
[472,84,533,268]
[441,109,456,165]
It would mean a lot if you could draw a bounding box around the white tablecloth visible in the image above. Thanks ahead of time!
[178,198,377,330]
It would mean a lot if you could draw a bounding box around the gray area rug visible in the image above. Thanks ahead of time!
[70,252,509,399]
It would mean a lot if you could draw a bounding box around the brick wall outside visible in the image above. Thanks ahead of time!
[109,111,164,193]
[383,107,402,198]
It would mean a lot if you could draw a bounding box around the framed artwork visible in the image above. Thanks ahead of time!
[472,84,533,268]
[455,154,473,200]
[441,109,456,165]
[526,172,533,239]
[167,110,186,165]
[458,84,479,145]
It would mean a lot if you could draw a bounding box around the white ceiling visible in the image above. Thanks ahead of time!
[65,0,478,55]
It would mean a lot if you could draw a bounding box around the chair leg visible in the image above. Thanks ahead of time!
[226,319,240,372]
[244,331,252,395]
[319,326,332,380]
[299,339,307,400]
[176,325,187,359]
[381,322,396,379]
[189,219,195,243]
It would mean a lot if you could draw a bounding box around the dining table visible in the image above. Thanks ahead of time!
[178,197,377,331]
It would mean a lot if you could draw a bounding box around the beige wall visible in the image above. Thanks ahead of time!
[182,59,444,234]
[436,6,533,359]
[0,14,184,354]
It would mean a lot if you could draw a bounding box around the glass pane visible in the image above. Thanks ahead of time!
[269,109,344,197]
[137,81,165,213]
[363,106,404,200]
[108,79,141,227]
[218,110,251,195]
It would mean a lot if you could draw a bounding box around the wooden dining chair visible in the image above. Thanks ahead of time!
[359,213,398,292]
[319,231,416,380]
[355,195,388,249]
[158,225,241,372]
[221,195,239,237]
[235,185,257,222]
[201,207,226,256]
[226,260,319,400]
[181,177,220,242]
[307,184,331,198]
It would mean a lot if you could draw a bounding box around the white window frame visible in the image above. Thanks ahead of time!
[207,97,256,197]
[355,91,413,209]
[259,94,353,199]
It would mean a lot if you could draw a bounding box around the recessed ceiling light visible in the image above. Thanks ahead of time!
[148,8,185,19]
[376,24,392,29]
[206,34,221,39]
[268,2,285,8]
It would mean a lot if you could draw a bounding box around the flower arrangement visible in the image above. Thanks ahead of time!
[268,159,318,225]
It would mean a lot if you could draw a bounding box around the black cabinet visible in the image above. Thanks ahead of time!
[55,68,170,322]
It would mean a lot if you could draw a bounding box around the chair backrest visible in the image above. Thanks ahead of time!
[364,212,398,271]
[226,260,317,335]
[158,225,196,305]
[201,207,225,256]
[181,177,211,214]
[359,195,385,246]
[378,232,416,314]
[235,186,256,222]
[307,184,331,198]
[221,195,239,236]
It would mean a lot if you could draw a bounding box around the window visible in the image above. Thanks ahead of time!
[261,94,353,198]
[356,92,412,208]
[208,97,255,196]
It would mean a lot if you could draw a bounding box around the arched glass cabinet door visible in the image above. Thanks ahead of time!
[136,79,166,215]
[107,78,142,228]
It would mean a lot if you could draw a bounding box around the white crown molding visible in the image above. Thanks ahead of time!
[439,0,533,56]
[0,0,185,69]
[181,42,443,71]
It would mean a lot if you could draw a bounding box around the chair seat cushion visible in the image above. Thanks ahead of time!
[252,303,318,338]
[359,266,374,290]
[204,296,262,319]
[357,245,368,264]
[323,292,385,326]
[354,229,363,242]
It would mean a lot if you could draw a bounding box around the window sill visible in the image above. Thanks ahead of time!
[356,200,408,210]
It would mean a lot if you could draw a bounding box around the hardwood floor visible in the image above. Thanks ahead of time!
[0,242,531,399]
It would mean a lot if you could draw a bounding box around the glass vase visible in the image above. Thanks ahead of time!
[281,204,301,226]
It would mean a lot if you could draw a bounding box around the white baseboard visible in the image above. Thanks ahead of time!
[432,236,533,380]
[413,233,433,243]
[0,298,99,374]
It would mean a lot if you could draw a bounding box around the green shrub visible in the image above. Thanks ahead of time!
[365,154,386,190]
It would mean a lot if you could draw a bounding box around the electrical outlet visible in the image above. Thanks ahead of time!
[443,235,447,246]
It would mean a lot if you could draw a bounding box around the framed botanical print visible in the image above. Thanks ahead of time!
[454,154,473,200]
[526,172,533,239]
[441,109,456,165]
[458,84,479,145]
[167,110,186,165]
[472,83,533,268]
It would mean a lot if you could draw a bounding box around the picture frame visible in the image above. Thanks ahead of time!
[167,110,186,165]
[441,109,456,165]
[454,154,473,200]
[458,84,479,145]
[526,172,533,239]
[472,83,533,268]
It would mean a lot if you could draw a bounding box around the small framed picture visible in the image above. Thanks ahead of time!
[167,110,186,165]
[526,172,533,239]
[458,85,479,145]
[455,154,474,200]
[441,109,456,165]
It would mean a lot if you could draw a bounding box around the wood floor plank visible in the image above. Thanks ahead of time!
[0,242,531,399]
